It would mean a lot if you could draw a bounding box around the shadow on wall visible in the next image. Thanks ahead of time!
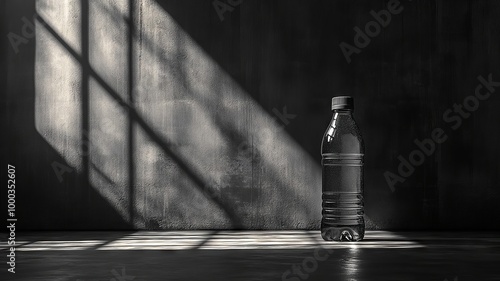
[1,0,130,230]
[30,0,325,229]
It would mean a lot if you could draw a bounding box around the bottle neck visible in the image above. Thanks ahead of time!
[330,109,355,129]
[329,109,354,132]
[332,109,353,115]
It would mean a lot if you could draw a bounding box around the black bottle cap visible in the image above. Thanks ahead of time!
[331,96,354,111]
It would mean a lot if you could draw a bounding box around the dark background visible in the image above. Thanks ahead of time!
[1,0,499,230]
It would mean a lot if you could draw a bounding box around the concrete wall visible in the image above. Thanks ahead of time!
[2,0,500,230]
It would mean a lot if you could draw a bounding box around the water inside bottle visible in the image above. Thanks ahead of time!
[321,152,364,241]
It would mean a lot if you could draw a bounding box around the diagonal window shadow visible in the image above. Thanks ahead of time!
[35,12,243,229]
[34,0,331,230]
[90,0,318,225]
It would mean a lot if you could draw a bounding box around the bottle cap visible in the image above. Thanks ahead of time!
[331,96,354,111]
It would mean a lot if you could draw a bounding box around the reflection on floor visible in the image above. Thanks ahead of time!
[1,231,499,280]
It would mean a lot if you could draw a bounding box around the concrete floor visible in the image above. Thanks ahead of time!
[1,231,499,280]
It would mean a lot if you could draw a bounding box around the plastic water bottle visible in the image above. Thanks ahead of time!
[321,96,365,241]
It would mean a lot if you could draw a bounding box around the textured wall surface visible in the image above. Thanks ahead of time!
[1,0,500,230]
